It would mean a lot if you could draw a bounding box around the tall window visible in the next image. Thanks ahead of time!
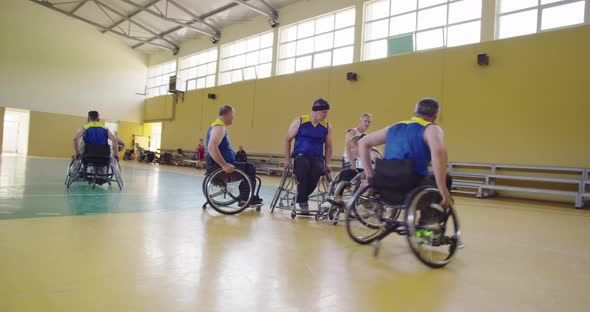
[178,48,218,91]
[362,0,482,61]
[219,32,274,85]
[497,0,587,39]
[277,7,356,75]
[146,60,177,98]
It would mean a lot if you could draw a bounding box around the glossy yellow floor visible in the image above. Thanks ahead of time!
[1,156,589,311]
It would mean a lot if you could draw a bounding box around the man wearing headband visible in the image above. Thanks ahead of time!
[343,113,372,171]
[284,98,333,214]
[206,105,263,205]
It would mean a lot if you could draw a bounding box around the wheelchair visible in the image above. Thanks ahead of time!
[65,144,125,190]
[201,167,263,215]
[344,160,462,268]
[269,167,332,219]
[316,148,383,225]
[314,169,364,225]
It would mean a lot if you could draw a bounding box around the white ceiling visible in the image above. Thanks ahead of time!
[32,0,299,54]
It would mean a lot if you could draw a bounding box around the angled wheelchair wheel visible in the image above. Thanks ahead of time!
[405,187,461,268]
[204,168,253,215]
[65,157,76,185]
[270,168,293,213]
[66,159,83,189]
[201,173,212,209]
[111,161,124,190]
[345,184,388,245]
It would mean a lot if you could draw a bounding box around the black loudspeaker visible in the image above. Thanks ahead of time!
[477,53,489,66]
[208,93,216,99]
[346,72,358,81]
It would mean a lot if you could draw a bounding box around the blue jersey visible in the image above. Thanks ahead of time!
[384,117,432,176]
[292,115,328,159]
[83,122,108,145]
[206,119,236,164]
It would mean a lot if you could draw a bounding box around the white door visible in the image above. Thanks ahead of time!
[2,120,18,153]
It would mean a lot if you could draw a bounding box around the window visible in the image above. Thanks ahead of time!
[362,0,482,61]
[219,32,274,85]
[497,0,587,39]
[277,7,356,75]
[146,60,177,98]
[178,48,218,91]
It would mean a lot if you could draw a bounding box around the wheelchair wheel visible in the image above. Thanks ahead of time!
[405,187,461,268]
[66,159,83,188]
[201,173,212,209]
[111,162,124,190]
[345,184,388,245]
[204,168,253,215]
[270,168,291,213]
[65,157,75,185]
[328,179,355,225]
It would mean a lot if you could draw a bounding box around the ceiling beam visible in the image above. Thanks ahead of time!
[29,0,177,52]
[118,0,220,39]
[131,2,239,50]
[100,0,159,34]
[166,0,220,36]
[69,0,88,14]
[93,0,179,52]
[231,0,278,20]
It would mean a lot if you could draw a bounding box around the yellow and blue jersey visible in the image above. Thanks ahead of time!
[384,117,432,176]
[206,119,236,164]
[83,122,108,145]
[292,115,329,159]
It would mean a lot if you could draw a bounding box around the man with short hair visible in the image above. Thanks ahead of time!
[206,105,263,205]
[343,113,372,171]
[358,98,452,209]
[284,98,333,213]
[72,111,119,159]
[72,111,120,185]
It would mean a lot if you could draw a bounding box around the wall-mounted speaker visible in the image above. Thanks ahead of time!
[477,53,489,66]
[346,72,358,81]
[208,93,216,100]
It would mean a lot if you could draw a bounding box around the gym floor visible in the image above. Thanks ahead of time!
[1,155,589,312]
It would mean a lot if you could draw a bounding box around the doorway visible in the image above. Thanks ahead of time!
[2,109,30,155]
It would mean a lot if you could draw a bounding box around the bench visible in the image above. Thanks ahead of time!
[446,162,589,208]
[248,152,343,176]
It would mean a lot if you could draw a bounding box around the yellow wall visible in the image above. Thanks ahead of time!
[0,106,4,152]
[118,121,145,158]
[27,111,143,158]
[148,24,590,168]
[160,91,206,150]
[27,111,86,158]
[144,96,174,122]
[142,123,153,140]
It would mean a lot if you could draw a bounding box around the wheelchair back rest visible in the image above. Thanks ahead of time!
[82,144,111,165]
[373,158,420,193]
[146,151,156,162]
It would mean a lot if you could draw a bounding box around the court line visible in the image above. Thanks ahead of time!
[0,192,203,198]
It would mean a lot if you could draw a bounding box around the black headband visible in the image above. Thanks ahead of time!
[312,103,330,111]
